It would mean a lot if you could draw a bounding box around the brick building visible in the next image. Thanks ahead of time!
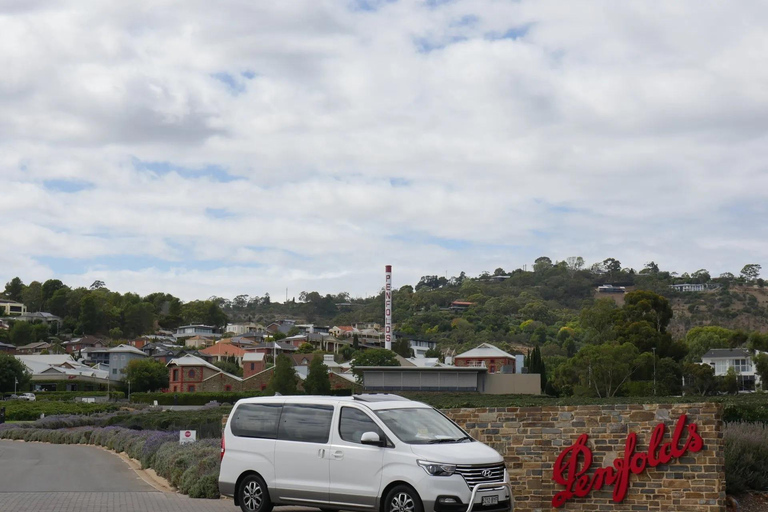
[454,342,517,373]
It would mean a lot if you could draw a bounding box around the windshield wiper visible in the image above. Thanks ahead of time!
[427,436,472,444]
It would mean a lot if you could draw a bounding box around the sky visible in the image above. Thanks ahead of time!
[1,0,767,302]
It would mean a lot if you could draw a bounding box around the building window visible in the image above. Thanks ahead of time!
[490,366,496,373]
[261,384,267,391]
[173,386,177,392]
[172,369,178,381]
[112,369,117,375]
[225,385,232,392]
[188,369,196,379]
[250,363,255,371]
[188,385,195,392]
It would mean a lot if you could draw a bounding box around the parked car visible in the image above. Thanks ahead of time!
[4,394,19,401]
[219,394,513,512]
[18,393,36,401]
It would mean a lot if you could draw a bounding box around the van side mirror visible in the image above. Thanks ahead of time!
[360,431,384,447]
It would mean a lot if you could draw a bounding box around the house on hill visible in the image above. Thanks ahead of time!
[200,341,247,366]
[62,336,106,354]
[454,343,520,374]
[701,348,762,390]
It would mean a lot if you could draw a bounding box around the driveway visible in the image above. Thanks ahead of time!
[0,440,313,512]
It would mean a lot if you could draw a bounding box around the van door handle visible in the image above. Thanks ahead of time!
[318,448,325,458]
[331,450,344,460]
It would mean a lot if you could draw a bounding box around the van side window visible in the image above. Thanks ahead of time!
[339,407,383,444]
[231,404,282,439]
[278,404,334,444]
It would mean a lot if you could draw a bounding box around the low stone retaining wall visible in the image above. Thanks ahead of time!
[444,403,725,512]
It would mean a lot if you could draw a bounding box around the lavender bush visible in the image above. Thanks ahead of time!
[725,422,768,495]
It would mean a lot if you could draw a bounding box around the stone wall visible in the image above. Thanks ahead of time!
[444,403,725,512]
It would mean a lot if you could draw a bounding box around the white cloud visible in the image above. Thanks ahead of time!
[1,0,767,300]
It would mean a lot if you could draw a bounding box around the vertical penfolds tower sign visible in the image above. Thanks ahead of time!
[384,265,393,350]
[552,414,704,508]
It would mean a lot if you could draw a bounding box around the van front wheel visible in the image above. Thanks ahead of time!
[239,474,273,512]
[384,485,423,512]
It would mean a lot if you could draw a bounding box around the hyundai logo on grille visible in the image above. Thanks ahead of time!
[481,469,493,478]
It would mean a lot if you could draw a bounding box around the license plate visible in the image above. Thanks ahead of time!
[481,496,499,506]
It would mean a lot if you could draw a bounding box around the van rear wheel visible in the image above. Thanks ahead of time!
[384,485,423,512]
[239,474,273,512]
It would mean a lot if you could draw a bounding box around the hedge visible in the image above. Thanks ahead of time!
[32,391,125,401]
[130,389,352,406]
[0,425,220,498]
[130,391,263,406]
[0,401,120,421]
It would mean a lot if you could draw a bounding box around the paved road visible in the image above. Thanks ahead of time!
[0,440,313,512]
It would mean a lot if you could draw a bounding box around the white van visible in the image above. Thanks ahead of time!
[219,394,513,512]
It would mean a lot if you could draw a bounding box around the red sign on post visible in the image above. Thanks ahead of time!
[552,413,704,508]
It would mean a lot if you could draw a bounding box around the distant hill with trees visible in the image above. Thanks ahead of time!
[3,257,767,397]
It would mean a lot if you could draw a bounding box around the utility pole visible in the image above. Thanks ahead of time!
[14,377,18,395]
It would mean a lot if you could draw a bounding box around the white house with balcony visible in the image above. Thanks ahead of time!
[701,348,763,390]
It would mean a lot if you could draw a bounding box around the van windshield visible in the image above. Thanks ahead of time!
[375,407,471,444]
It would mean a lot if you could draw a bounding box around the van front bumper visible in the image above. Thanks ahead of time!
[423,481,514,512]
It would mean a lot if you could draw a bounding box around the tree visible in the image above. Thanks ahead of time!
[213,359,243,377]
[41,279,65,307]
[684,326,732,362]
[753,353,768,390]
[9,321,35,346]
[740,264,762,282]
[123,359,169,392]
[525,345,547,392]
[424,347,443,361]
[352,334,360,350]
[622,290,673,334]
[350,349,400,382]
[392,338,414,358]
[579,299,619,344]
[79,294,102,334]
[304,355,331,395]
[602,258,622,274]
[720,367,739,395]
[3,277,24,302]
[267,354,298,395]
[533,257,553,273]
[21,281,43,312]
[123,302,155,338]
[89,280,106,290]
[566,257,585,271]
[0,353,31,392]
[682,363,717,396]
[296,342,315,354]
[558,343,642,398]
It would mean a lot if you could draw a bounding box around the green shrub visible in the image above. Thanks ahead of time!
[130,391,261,405]
[33,391,125,401]
[724,422,768,495]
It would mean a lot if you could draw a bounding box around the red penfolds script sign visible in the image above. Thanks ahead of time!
[552,413,704,508]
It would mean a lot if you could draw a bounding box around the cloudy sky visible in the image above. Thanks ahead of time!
[1,0,766,301]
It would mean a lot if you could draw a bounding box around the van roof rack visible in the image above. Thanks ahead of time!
[352,393,409,402]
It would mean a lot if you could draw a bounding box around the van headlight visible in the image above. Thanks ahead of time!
[418,460,457,476]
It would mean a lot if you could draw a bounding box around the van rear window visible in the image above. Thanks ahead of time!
[231,403,282,439]
[278,404,334,444]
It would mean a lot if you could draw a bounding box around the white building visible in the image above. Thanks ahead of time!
[409,339,438,358]
[701,348,762,390]
[670,283,708,292]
